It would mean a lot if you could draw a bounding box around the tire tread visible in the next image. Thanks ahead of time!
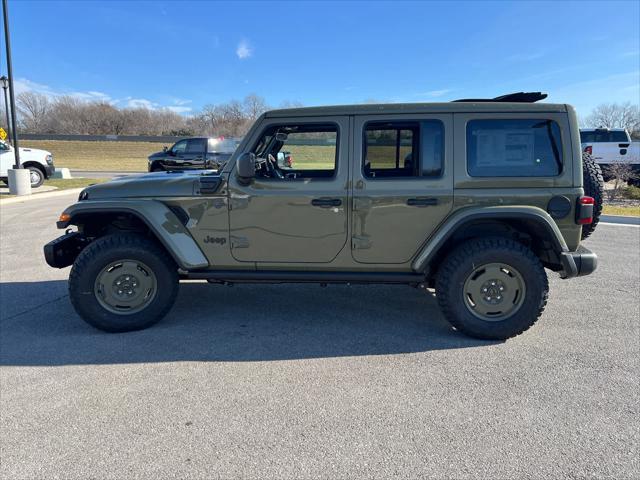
[435,237,548,340]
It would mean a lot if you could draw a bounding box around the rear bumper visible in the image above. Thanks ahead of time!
[560,246,598,279]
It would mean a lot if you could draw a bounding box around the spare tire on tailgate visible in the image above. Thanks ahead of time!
[581,152,604,240]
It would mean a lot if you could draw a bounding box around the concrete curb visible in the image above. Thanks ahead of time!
[601,214,640,226]
[0,188,84,206]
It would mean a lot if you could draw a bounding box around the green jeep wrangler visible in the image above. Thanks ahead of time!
[44,92,603,340]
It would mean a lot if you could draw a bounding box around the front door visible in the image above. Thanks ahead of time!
[178,138,207,169]
[351,114,454,264]
[228,116,350,264]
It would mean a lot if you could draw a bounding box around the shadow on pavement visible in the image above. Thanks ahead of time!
[0,280,496,366]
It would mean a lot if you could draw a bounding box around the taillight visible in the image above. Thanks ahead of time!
[584,145,592,155]
[577,196,594,225]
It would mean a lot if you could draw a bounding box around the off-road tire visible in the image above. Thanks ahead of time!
[435,237,549,340]
[69,233,179,332]
[28,166,45,188]
[581,152,604,240]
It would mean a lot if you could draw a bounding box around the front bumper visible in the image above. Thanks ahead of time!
[560,246,598,279]
[44,231,88,268]
[44,164,55,178]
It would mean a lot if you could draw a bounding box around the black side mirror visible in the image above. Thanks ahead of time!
[163,146,168,152]
[236,152,256,181]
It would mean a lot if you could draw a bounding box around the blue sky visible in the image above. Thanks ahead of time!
[4,0,639,118]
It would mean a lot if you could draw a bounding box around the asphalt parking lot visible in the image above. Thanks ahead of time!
[1,192,638,479]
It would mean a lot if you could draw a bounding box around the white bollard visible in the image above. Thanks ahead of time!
[52,168,72,179]
[8,168,32,196]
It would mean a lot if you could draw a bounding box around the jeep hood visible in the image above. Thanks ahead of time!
[80,170,221,200]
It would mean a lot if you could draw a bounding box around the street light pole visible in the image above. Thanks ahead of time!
[0,75,11,143]
[2,0,20,168]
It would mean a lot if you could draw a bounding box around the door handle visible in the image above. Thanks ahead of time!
[311,198,342,208]
[407,197,438,207]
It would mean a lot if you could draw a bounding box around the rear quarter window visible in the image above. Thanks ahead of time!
[580,130,629,143]
[467,119,563,177]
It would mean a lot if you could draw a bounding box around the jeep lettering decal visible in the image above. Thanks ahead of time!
[203,235,227,245]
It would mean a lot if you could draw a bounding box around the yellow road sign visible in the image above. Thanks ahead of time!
[0,127,6,141]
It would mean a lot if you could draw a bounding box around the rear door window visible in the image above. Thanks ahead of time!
[363,121,444,178]
[467,119,562,177]
[186,138,207,154]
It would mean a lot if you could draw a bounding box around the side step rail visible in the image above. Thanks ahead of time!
[185,270,426,285]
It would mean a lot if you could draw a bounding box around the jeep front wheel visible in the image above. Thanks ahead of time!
[69,233,179,332]
[435,237,548,340]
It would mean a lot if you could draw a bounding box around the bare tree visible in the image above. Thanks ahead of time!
[604,160,638,201]
[16,91,51,133]
[13,90,301,137]
[243,94,269,120]
[583,102,640,138]
[47,96,85,134]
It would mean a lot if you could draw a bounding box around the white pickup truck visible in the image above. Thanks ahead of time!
[0,140,55,187]
[580,128,639,183]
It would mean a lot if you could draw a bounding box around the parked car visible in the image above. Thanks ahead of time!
[0,140,55,187]
[148,137,240,172]
[45,92,602,340]
[580,128,640,184]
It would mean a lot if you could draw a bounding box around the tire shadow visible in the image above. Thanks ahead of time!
[0,280,498,366]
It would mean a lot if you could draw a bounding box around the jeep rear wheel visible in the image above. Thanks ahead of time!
[435,237,548,340]
[581,152,604,240]
[69,233,179,332]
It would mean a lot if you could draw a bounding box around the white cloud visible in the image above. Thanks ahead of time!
[419,89,452,98]
[13,77,194,114]
[13,78,58,97]
[70,90,113,103]
[126,98,160,109]
[14,78,114,104]
[166,105,192,113]
[236,39,252,59]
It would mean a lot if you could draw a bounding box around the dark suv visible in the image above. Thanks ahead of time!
[148,137,239,172]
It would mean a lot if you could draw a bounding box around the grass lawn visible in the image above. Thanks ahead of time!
[23,140,404,172]
[0,178,106,199]
[602,204,640,217]
[44,178,108,190]
[25,140,166,171]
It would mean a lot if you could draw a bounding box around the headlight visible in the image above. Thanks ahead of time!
[46,154,54,165]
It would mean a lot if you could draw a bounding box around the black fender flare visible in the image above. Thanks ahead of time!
[58,200,209,270]
[411,206,569,273]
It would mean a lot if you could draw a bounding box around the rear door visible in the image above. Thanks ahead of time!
[351,114,454,263]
